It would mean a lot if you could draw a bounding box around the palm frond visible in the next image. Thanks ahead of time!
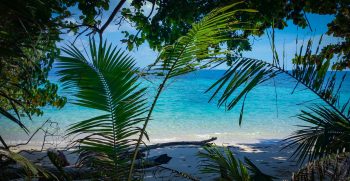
[282,38,350,163]
[198,145,250,180]
[284,105,350,163]
[207,36,349,124]
[129,2,258,178]
[206,36,350,163]
[57,39,147,178]
[206,57,280,125]
[290,37,349,115]
[198,145,273,180]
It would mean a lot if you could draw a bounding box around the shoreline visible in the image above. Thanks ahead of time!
[6,132,290,151]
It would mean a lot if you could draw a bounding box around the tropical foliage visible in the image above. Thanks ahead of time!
[206,57,280,125]
[128,3,257,179]
[198,145,250,180]
[283,38,350,163]
[1,0,350,180]
[121,0,350,63]
[57,39,148,179]
[208,35,350,161]
[0,0,68,148]
[285,106,350,163]
[207,33,350,167]
[198,145,274,181]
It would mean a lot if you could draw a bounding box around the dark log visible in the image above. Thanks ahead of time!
[135,153,172,169]
[140,137,217,152]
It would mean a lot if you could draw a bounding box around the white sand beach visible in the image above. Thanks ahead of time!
[16,139,299,180]
[143,142,299,180]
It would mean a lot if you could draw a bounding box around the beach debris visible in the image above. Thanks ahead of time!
[136,154,172,169]
[47,149,69,168]
[140,137,217,152]
[154,154,171,164]
[47,149,70,180]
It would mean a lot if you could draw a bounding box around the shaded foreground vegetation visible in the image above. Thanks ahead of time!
[1,0,350,180]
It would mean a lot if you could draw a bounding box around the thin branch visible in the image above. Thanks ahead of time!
[303,10,313,32]
[99,0,127,37]
[64,24,99,32]
[65,0,127,38]
[8,119,50,148]
[72,27,89,44]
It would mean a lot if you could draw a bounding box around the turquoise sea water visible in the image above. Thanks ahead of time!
[1,70,349,146]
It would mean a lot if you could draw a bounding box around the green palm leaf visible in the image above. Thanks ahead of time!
[206,57,280,125]
[244,157,275,181]
[57,39,147,178]
[208,36,349,122]
[128,3,257,179]
[284,106,350,163]
[290,37,348,111]
[206,36,350,163]
[198,145,274,180]
[198,145,250,180]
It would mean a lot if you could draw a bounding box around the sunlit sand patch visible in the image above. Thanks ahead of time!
[231,144,265,153]
[272,156,287,161]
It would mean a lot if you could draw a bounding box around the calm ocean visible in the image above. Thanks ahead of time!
[1,70,349,146]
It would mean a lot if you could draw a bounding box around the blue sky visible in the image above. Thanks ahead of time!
[59,2,341,70]
[242,14,339,70]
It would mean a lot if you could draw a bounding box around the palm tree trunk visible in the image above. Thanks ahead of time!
[128,44,189,181]
[128,77,168,180]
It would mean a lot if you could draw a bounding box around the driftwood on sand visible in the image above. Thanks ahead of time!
[140,137,217,152]
[1,137,217,180]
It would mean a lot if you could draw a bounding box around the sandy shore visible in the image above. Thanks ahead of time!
[142,141,298,180]
[15,139,299,180]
